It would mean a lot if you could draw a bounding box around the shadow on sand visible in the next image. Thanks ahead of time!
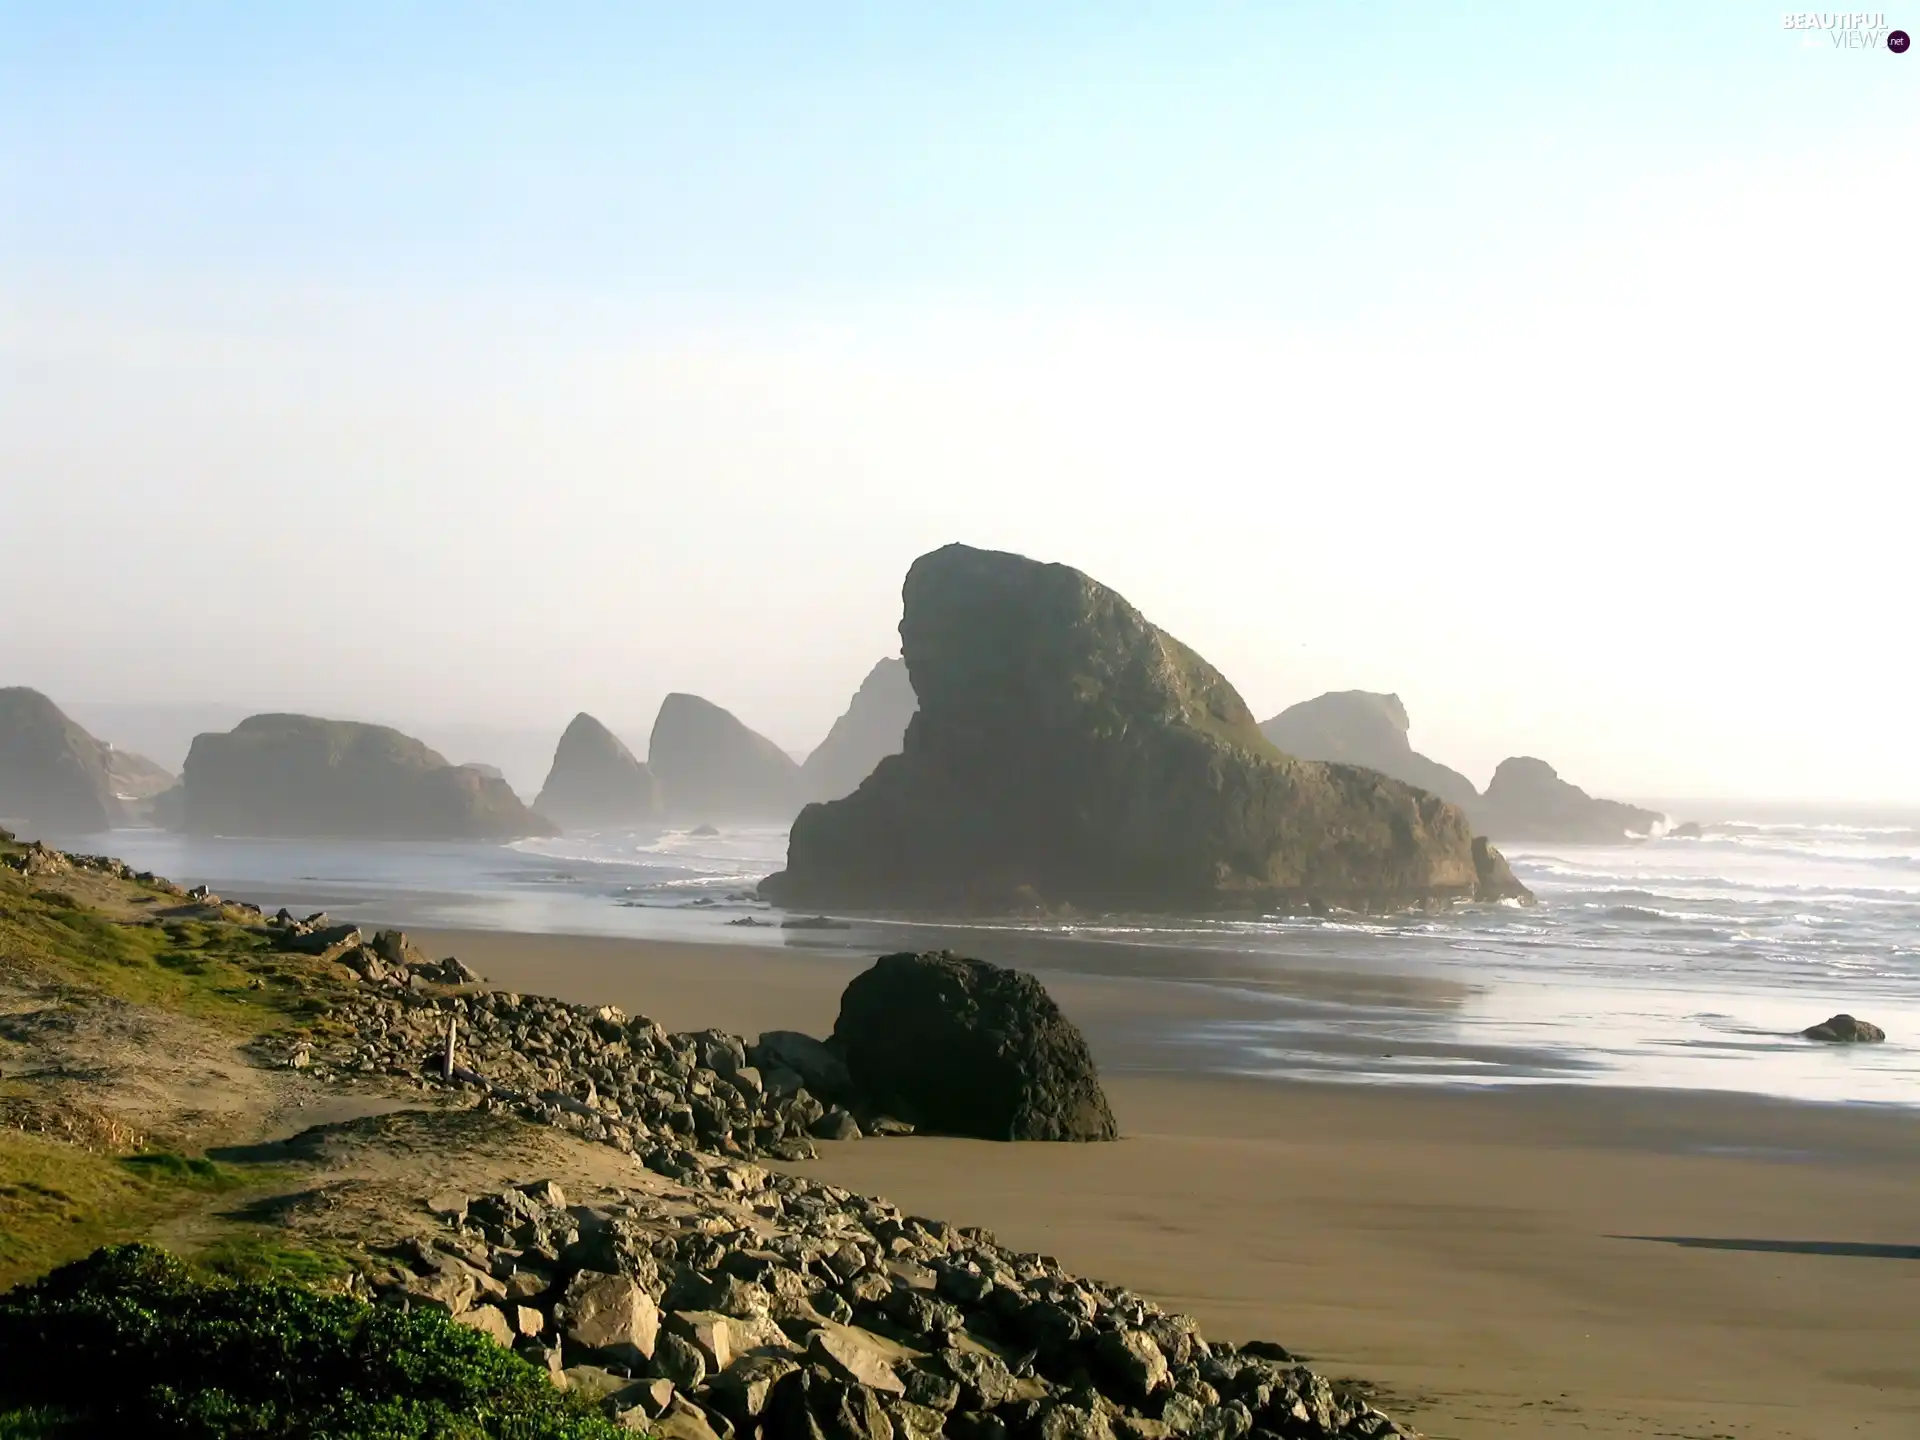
[1615,1235,1920,1260]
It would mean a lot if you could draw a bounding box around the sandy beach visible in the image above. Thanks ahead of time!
[412,928,1920,1440]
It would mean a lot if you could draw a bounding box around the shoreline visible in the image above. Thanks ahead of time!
[409,925,1920,1438]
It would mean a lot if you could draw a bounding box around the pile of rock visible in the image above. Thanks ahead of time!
[269,915,482,991]
[374,1170,1411,1440]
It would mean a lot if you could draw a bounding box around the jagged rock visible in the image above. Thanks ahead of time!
[652,1393,727,1440]
[535,713,665,829]
[1470,756,1664,845]
[751,1032,854,1103]
[652,1329,709,1391]
[1260,691,1480,809]
[763,544,1529,913]
[807,1325,907,1395]
[561,1270,661,1367]
[178,714,557,840]
[454,1304,516,1346]
[0,687,123,833]
[1803,1014,1885,1042]
[801,658,919,804]
[833,952,1116,1142]
[649,693,802,823]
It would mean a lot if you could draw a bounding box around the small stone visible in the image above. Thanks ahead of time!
[811,1106,863,1142]
[808,1325,906,1395]
[561,1270,660,1367]
[513,1305,546,1338]
[426,1190,470,1223]
[652,1329,708,1391]
[669,1310,734,1373]
[454,1304,515,1347]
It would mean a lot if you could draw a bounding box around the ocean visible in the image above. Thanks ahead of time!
[49,810,1920,1108]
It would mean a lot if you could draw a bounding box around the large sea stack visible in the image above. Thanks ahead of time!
[1472,756,1664,844]
[533,713,663,829]
[799,657,918,804]
[762,544,1528,912]
[179,714,557,840]
[648,694,802,823]
[0,687,121,834]
[1261,690,1480,809]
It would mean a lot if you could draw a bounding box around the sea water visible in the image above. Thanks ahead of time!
[58,810,1920,1107]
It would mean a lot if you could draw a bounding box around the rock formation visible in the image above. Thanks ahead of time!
[648,694,801,823]
[1260,691,1480,809]
[534,713,664,829]
[799,658,918,804]
[831,951,1117,1141]
[762,544,1528,912]
[0,687,126,834]
[179,714,558,840]
[1472,757,1664,844]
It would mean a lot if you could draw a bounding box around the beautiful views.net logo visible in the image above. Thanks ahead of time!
[1781,12,1911,48]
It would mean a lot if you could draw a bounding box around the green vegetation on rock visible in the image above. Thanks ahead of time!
[0,1244,626,1439]
[765,544,1530,913]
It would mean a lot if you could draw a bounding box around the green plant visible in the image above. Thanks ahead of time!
[0,1245,629,1439]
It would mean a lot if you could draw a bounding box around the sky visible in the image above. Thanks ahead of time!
[2,3,1915,802]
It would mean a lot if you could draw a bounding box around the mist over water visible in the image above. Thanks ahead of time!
[68,807,1920,1109]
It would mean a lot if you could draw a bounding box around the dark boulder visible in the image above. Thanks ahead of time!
[1802,1014,1885,1043]
[1260,690,1479,810]
[830,951,1117,1142]
[762,544,1527,914]
[533,712,663,829]
[179,714,557,840]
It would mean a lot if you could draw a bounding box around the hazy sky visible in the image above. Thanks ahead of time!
[3,4,1914,802]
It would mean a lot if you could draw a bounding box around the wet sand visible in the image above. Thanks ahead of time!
[418,929,1920,1439]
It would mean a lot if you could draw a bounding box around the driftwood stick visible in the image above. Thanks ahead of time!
[443,1016,458,1077]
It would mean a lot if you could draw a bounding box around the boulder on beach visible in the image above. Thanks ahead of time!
[1471,756,1665,844]
[799,658,918,804]
[761,543,1528,913]
[830,950,1118,1141]
[0,687,125,834]
[1802,1014,1885,1043]
[648,694,802,823]
[533,713,664,829]
[178,714,558,840]
[1260,691,1480,809]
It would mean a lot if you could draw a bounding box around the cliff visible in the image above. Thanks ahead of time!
[179,714,557,840]
[648,694,802,823]
[1472,757,1665,844]
[762,545,1528,913]
[0,687,121,834]
[533,713,663,829]
[1260,691,1480,809]
[798,657,918,804]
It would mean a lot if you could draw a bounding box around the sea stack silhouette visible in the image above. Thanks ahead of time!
[533,713,663,828]
[648,693,802,823]
[0,687,127,834]
[799,657,918,804]
[179,714,556,840]
[1474,756,1664,843]
[762,544,1528,913]
[1261,690,1479,809]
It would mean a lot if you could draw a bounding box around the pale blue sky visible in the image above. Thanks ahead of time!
[2,4,1915,799]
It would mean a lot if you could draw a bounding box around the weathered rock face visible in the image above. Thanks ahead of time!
[534,713,663,829]
[800,658,919,805]
[1472,756,1664,844]
[831,952,1118,1142]
[1261,690,1481,810]
[649,694,802,823]
[179,714,558,840]
[763,544,1528,912]
[0,687,121,834]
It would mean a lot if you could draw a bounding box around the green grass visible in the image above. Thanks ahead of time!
[0,1244,631,1439]
[189,1230,363,1287]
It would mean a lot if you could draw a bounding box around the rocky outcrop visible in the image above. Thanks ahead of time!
[1803,1014,1885,1043]
[1261,691,1480,809]
[799,659,918,804]
[179,714,557,840]
[648,695,801,823]
[763,544,1528,913]
[0,687,122,834]
[534,713,664,829]
[831,952,1117,1141]
[1471,757,1664,844]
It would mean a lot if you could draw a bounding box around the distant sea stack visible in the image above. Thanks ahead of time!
[533,713,663,829]
[648,694,802,823]
[179,714,557,840]
[1260,691,1479,809]
[762,544,1529,913]
[799,657,918,804]
[1472,757,1664,844]
[0,687,123,834]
